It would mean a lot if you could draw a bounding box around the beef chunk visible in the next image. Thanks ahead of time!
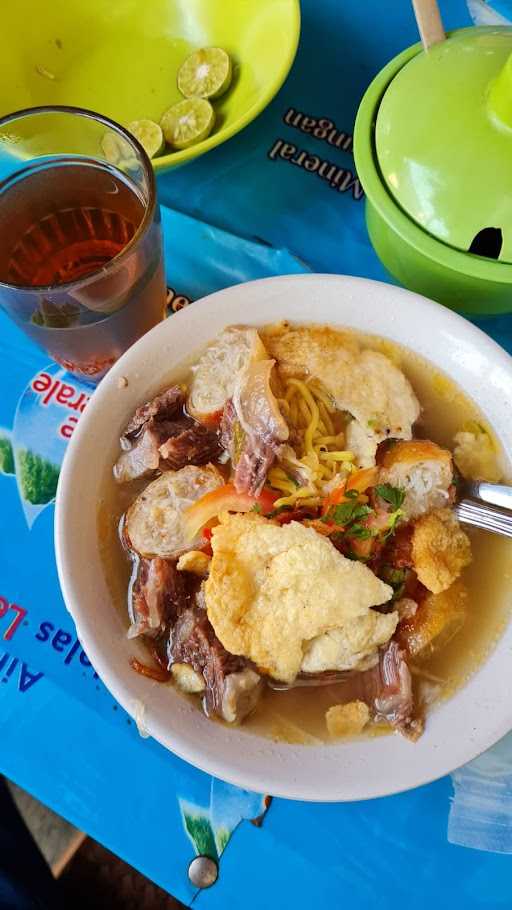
[114,418,168,482]
[220,398,277,497]
[168,606,262,722]
[121,386,184,446]
[129,557,188,639]
[115,385,221,482]
[168,607,242,712]
[159,422,222,469]
[220,399,237,453]
[372,640,416,732]
[232,438,277,498]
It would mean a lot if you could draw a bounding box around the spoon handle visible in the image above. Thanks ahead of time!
[467,481,512,512]
[412,0,445,50]
[455,499,512,539]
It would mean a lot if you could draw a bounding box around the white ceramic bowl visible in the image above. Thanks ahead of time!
[55,274,512,801]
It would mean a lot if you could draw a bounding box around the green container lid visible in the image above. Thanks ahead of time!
[376,28,512,263]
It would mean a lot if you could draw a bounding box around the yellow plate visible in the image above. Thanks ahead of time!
[1,0,300,171]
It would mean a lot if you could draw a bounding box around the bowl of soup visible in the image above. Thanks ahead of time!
[55,274,512,800]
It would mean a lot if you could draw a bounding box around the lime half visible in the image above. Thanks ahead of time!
[160,98,215,150]
[100,132,133,165]
[178,47,232,100]
[127,119,165,159]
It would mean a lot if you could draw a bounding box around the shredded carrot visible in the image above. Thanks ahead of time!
[322,466,378,515]
[303,518,335,536]
[347,466,379,492]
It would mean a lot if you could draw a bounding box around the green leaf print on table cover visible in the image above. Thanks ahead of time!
[17,450,60,504]
[0,430,15,475]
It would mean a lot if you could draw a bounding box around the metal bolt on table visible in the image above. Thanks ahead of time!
[188,855,218,889]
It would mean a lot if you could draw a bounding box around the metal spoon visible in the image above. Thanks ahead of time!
[455,480,512,539]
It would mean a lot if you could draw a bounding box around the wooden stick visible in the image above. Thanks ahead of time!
[412,0,446,50]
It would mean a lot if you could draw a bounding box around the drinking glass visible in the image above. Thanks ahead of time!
[0,106,166,383]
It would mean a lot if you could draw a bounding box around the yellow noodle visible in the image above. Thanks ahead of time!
[317,402,335,435]
[319,451,354,463]
[270,466,291,481]
[271,480,296,496]
[298,397,313,427]
[307,378,335,411]
[316,434,343,446]
[268,376,356,509]
[287,380,320,450]
[267,468,297,496]
[274,487,318,509]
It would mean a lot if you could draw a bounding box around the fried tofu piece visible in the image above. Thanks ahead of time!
[412,508,472,594]
[205,513,393,683]
[379,439,453,521]
[396,580,468,658]
[262,324,420,441]
[326,701,370,737]
[177,550,211,577]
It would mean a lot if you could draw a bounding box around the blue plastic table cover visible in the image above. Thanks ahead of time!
[2,0,512,906]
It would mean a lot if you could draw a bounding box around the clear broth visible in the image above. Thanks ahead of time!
[98,329,512,744]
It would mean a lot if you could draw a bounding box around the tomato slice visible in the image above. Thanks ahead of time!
[183,483,278,541]
[347,536,375,560]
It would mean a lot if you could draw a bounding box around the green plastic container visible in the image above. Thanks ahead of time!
[354,27,512,316]
[0,0,300,173]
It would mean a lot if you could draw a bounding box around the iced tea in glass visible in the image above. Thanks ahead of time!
[0,106,166,383]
